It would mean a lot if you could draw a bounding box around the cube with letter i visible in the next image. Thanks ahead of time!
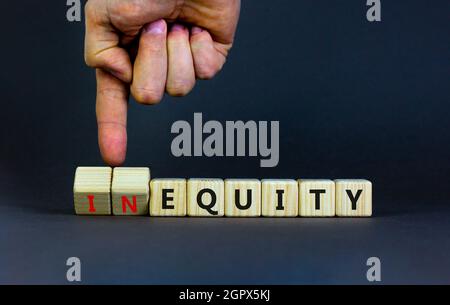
[187,179,224,217]
[73,167,112,215]
[261,179,298,217]
[298,179,335,217]
[111,167,150,215]
[150,178,187,216]
[225,179,261,217]
[335,179,372,217]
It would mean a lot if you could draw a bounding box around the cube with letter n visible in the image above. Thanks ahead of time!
[112,167,150,215]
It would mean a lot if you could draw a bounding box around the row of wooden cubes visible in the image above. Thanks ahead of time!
[73,167,372,217]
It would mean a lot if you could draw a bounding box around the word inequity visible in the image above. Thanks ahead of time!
[73,167,372,217]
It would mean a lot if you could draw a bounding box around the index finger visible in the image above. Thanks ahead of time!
[84,1,133,83]
[96,69,129,166]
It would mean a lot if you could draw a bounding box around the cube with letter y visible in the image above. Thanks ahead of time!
[335,179,372,217]
[187,179,224,217]
[111,167,150,215]
[73,167,112,215]
[150,178,187,216]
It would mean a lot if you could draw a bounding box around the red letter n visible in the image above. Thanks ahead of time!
[122,195,137,213]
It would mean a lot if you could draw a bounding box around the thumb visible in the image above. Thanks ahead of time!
[84,1,132,83]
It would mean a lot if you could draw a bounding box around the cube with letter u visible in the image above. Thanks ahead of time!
[225,179,261,217]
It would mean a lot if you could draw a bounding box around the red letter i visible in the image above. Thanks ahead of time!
[87,195,96,213]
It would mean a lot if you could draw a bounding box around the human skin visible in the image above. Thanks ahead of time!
[84,0,241,165]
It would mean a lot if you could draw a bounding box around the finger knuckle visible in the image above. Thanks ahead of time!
[196,67,217,80]
[109,0,143,21]
[98,87,128,101]
[101,55,122,69]
[166,80,195,97]
[197,62,221,80]
[142,39,165,53]
[84,0,96,18]
[84,53,96,68]
[132,88,163,105]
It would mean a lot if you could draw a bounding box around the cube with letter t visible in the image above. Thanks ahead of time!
[298,179,335,217]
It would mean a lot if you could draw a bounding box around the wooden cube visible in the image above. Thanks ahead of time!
[225,179,261,217]
[261,179,298,217]
[150,178,186,216]
[298,179,335,217]
[335,179,372,217]
[73,167,112,215]
[187,179,224,217]
[111,167,150,216]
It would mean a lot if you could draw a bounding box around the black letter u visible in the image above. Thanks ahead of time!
[235,189,252,210]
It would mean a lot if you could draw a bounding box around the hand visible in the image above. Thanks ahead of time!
[84,0,241,165]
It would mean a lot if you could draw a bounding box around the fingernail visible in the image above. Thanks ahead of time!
[143,20,165,34]
[191,27,204,35]
[171,24,185,32]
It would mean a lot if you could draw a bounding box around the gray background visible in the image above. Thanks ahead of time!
[0,0,449,284]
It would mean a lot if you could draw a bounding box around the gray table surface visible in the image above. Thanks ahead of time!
[1,186,449,284]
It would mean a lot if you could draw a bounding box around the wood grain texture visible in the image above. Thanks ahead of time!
[150,178,186,216]
[298,179,335,217]
[187,179,224,217]
[261,179,298,217]
[73,167,112,215]
[225,179,261,217]
[335,179,372,217]
[111,167,150,216]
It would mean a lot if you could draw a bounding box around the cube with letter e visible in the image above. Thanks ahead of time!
[150,178,186,216]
